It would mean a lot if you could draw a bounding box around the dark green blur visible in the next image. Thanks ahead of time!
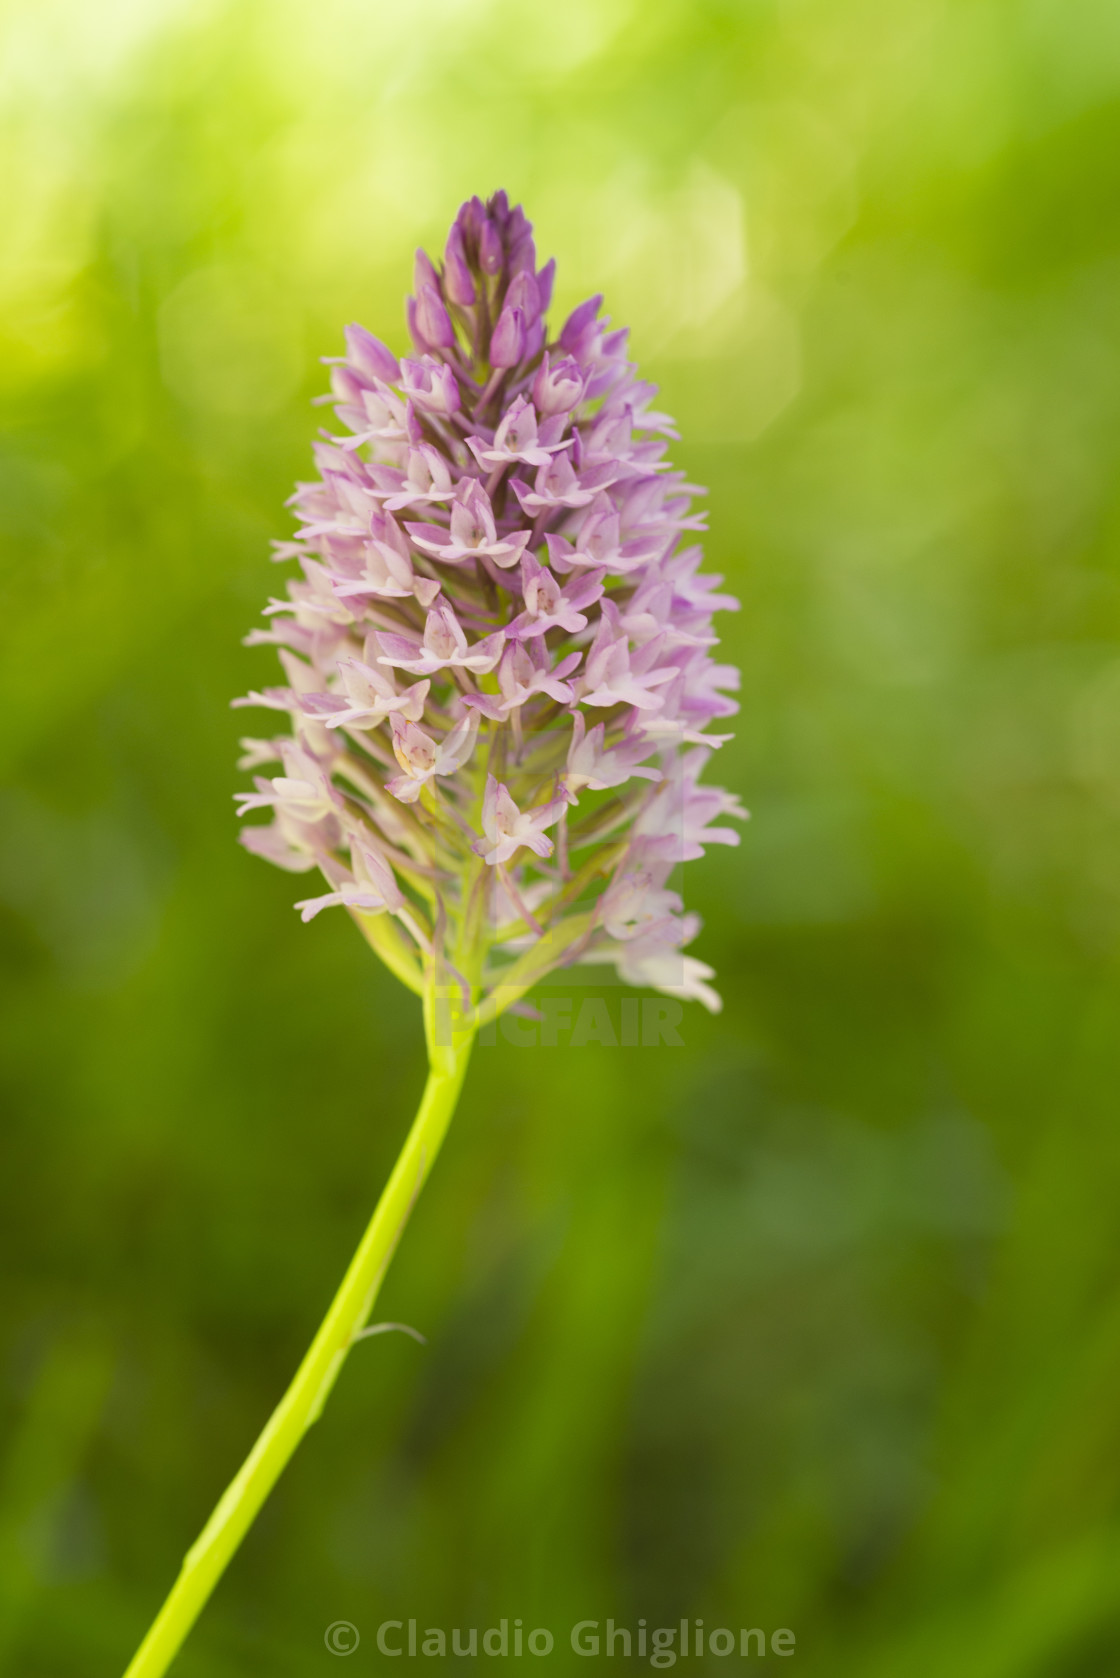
[3,1,1120,1672]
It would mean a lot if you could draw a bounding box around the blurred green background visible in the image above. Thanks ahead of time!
[3,0,1120,1672]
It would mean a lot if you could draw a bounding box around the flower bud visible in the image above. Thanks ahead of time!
[414,248,440,296]
[343,323,400,384]
[490,304,525,368]
[537,257,556,313]
[414,283,455,349]
[444,247,477,306]
[505,268,540,323]
[559,295,604,360]
[479,217,503,276]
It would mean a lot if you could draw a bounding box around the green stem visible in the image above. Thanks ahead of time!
[122,1010,475,1678]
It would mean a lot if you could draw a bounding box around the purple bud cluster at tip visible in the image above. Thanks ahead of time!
[235,191,744,1014]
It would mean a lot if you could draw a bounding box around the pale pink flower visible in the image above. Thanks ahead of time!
[474,775,566,865]
[237,192,744,1012]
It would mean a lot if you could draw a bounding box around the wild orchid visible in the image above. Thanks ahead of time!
[124,191,743,1677]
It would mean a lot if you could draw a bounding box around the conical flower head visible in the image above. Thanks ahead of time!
[236,192,744,1019]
